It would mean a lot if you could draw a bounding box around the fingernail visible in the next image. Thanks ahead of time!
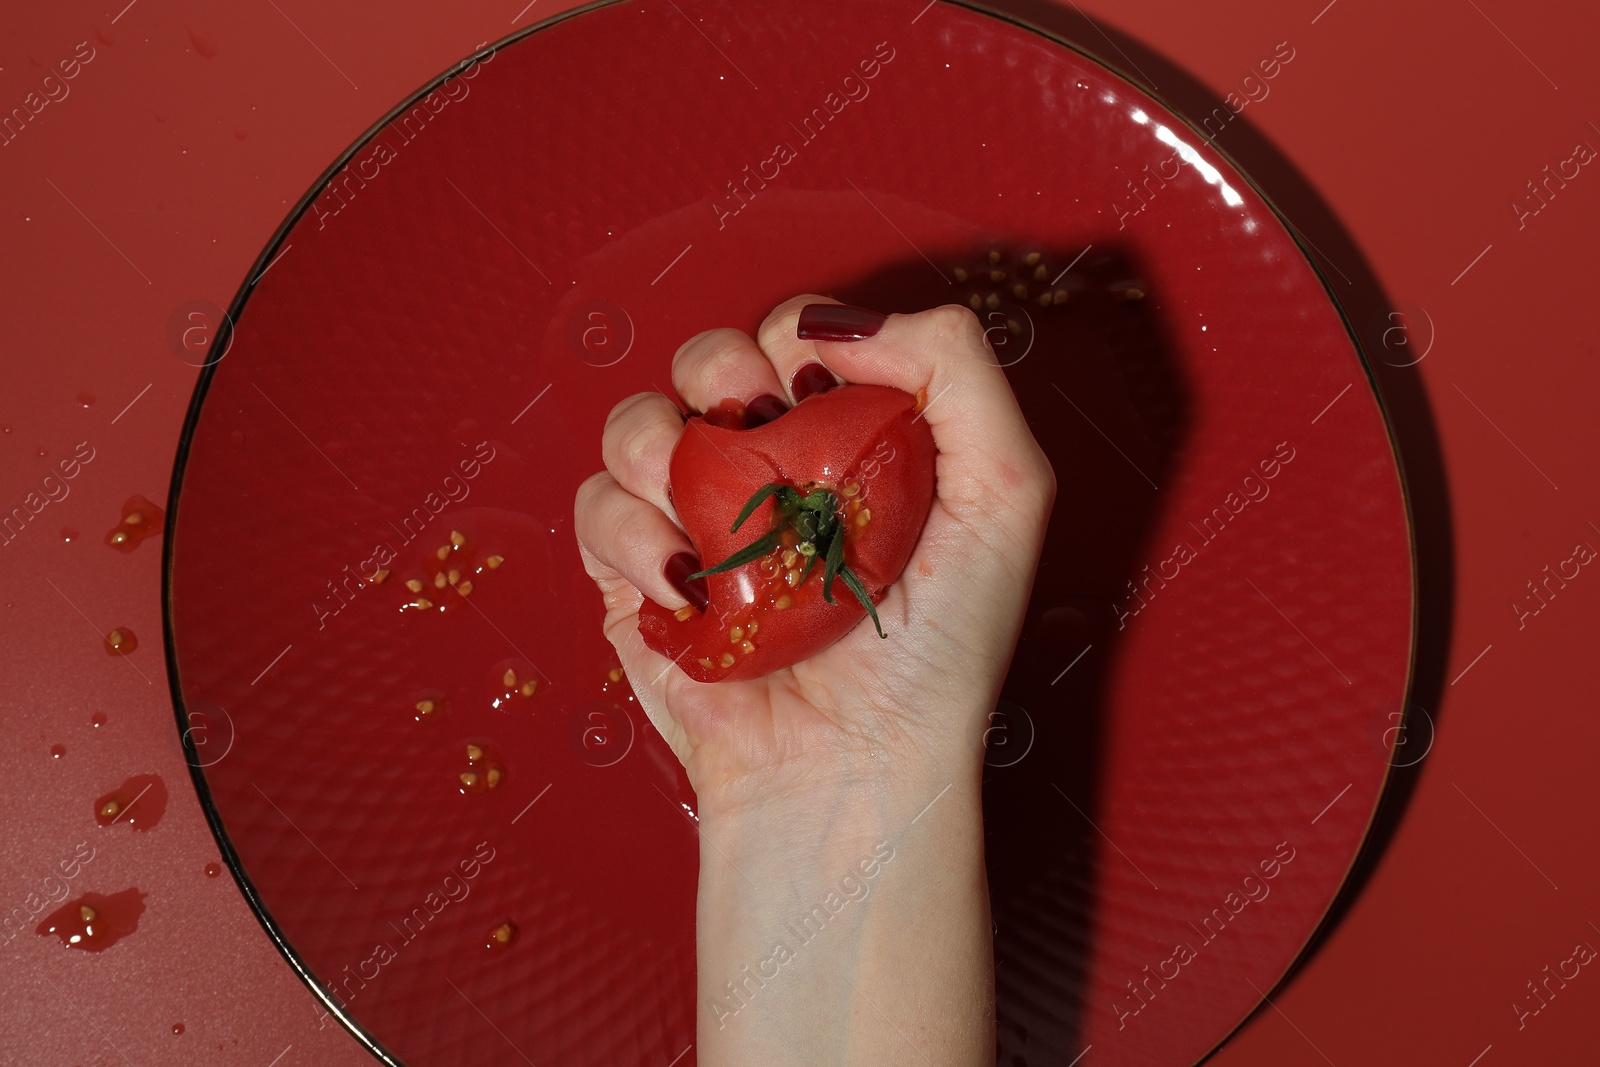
[790,362,838,403]
[796,303,887,342]
[664,551,710,612]
[744,393,788,428]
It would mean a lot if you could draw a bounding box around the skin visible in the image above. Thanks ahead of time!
[574,295,1056,1066]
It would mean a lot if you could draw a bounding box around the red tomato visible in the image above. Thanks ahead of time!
[639,384,936,682]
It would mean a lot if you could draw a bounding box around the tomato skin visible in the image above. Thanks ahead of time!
[639,384,936,682]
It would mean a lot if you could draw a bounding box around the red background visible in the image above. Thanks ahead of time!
[1,0,1594,1065]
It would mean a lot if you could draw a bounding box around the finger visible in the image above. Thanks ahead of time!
[796,301,1056,524]
[573,471,704,612]
[754,293,848,403]
[670,327,788,424]
[601,392,683,518]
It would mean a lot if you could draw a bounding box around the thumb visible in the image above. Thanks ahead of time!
[791,301,1057,540]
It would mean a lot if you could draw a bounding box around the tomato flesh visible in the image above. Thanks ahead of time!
[639,384,935,682]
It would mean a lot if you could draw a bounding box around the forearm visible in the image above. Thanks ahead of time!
[695,765,994,1066]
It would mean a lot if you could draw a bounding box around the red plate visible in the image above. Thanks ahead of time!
[166,1,1414,1064]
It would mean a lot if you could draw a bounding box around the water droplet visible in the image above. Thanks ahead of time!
[171,1022,185,1035]
[60,527,77,543]
[91,713,106,728]
[77,391,95,408]
[204,862,221,877]
[37,889,146,951]
[94,774,168,830]
[104,627,137,655]
[50,744,65,759]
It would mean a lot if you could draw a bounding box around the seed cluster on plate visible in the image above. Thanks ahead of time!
[394,529,505,614]
[457,741,505,795]
[493,666,539,706]
[953,246,1147,336]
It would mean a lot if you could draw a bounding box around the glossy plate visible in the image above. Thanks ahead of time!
[165,1,1414,1063]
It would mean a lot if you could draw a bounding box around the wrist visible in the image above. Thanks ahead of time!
[686,696,994,829]
[694,763,993,1065]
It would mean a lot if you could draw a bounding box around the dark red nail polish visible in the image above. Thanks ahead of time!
[796,303,887,342]
[790,362,838,403]
[664,551,710,612]
[745,393,788,428]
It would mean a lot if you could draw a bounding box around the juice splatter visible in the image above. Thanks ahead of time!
[94,774,167,830]
[412,693,448,723]
[485,921,518,950]
[106,496,164,552]
[37,889,146,951]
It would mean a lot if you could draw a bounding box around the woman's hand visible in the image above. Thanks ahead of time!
[575,295,1054,814]
[574,294,1054,1065]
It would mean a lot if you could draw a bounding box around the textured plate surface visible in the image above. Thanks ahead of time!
[166,1,1413,1064]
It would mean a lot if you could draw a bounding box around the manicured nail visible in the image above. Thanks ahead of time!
[744,393,788,428]
[796,303,887,342]
[664,551,710,612]
[790,362,838,403]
